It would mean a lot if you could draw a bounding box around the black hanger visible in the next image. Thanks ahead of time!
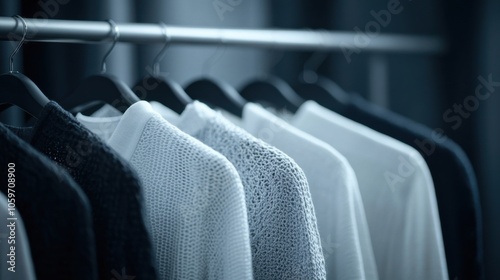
[184,42,246,117]
[0,16,49,118]
[185,78,245,117]
[133,23,191,114]
[293,46,350,112]
[294,74,350,113]
[60,19,139,114]
[239,76,305,113]
[0,73,50,117]
[134,76,191,114]
[62,74,140,114]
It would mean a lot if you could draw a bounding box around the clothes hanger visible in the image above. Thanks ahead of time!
[0,15,49,118]
[294,74,350,113]
[239,76,305,113]
[292,30,350,113]
[184,39,246,117]
[132,22,192,114]
[293,54,350,113]
[238,48,305,113]
[185,79,246,117]
[60,19,139,114]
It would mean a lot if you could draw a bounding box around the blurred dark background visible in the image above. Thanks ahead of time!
[0,1,498,278]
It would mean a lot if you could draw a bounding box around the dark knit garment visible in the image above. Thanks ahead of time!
[9,101,158,280]
[0,123,98,280]
[341,93,483,280]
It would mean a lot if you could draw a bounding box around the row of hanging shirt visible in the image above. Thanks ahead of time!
[0,61,481,280]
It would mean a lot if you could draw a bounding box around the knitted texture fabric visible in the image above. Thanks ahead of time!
[173,102,326,280]
[76,101,253,280]
[0,123,98,280]
[8,102,157,280]
[242,103,378,280]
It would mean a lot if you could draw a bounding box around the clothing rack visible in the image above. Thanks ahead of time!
[0,16,446,107]
[0,17,445,54]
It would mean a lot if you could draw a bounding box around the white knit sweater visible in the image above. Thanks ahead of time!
[76,101,253,280]
[163,101,326,280]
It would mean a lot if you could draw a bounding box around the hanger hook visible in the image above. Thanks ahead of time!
[301,29,329,83]
[9,15,28,73]
[152,22,171,77]
[101,19,119,73]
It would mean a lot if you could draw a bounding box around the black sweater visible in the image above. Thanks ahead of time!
[9,102,158,280]
[0,123,98,280]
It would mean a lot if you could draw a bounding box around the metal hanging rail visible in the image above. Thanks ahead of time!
[0,17,446,54]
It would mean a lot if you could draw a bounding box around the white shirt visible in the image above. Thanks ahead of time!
[161,101,327,280]
[241,103,378,280]
[291,101,448,280]
[76,101,253,280]
[0,192,36,280]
